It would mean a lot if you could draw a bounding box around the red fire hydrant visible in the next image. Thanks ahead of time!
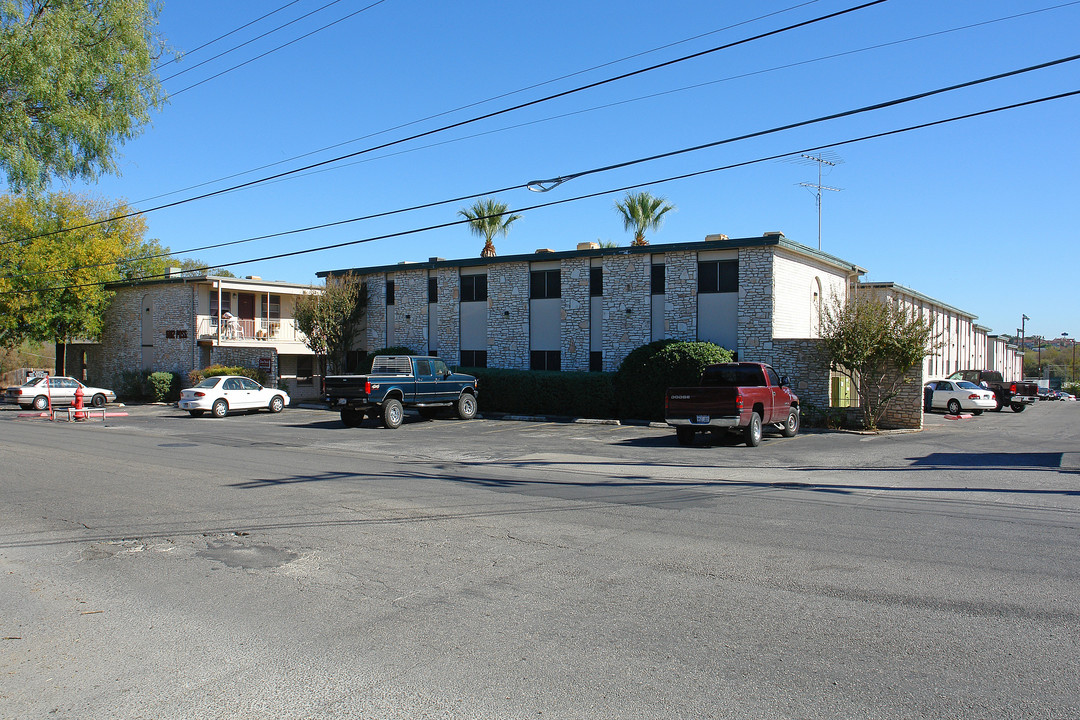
[73,385,86,421]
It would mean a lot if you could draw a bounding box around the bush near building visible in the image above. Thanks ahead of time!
[188,365,269,387]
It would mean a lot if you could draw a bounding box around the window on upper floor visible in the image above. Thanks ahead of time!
[530,269,561,300]
[651,264,665,295]
[461,274,488,303]
[698,260,738,293]
[590,267,603,297]
[428,277,438,303]
[386,280,395,306]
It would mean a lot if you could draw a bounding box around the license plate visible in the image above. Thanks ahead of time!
[694,415,710,424]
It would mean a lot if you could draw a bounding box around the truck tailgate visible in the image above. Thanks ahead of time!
[666,386,740,421]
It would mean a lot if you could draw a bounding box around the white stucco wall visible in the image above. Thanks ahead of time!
[772,249,849,339]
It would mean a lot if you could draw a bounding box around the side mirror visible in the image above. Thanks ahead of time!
[780,376,790,387]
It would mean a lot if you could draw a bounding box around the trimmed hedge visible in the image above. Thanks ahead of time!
[148,371,181,403]
[188,365,269,387]
[464,367,616,418]
[457,341,731,422]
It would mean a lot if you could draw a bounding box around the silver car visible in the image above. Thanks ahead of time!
[5,376,116,410]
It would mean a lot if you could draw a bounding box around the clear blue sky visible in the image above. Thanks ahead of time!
[78,0,1079,342]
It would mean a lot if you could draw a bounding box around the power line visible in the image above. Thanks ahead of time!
[154,0,309,71]
[166,0,389,97]
[134,0,828,204]
[6,0,888,246]
[8,52,1077,282]
[4,89,1077,296]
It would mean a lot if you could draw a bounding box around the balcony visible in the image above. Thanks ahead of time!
[196,317,306,345]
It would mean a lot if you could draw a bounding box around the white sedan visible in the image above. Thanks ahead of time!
[925,379,996,415]
[179,375,289,418]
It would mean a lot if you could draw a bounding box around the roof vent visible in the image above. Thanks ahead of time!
[577,242,600,251]
[763,231,784,238]
[165,267,182,278]
[535,248,554,254]
[245,275,262,280]
[429,257,445,262]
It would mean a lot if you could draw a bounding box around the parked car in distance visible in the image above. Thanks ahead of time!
[665,362,799,447]
[179,376,289,417]
[924,379,996,415]
[945,370,1037,412]
[5,376,115,410]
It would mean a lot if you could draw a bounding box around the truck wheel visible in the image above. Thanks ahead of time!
[341,407,364,427]
[744,412,762,447]
[780,407,799,438]
[1011,402,1025,413]
[676,427,694,446]
[382,399,404,429]
[456,393,477,420]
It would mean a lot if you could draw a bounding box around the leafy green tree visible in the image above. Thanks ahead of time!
[0,0,167,194]
[820,295,937,429]
[293,273,366,376]
[0,192,155,354]
[459,198,521,258]
[614,191,675,246]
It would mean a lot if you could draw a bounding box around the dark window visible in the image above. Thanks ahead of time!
[297,356,314,386]
[267,294,280,321]
[386,280,395,305]
[530,269,561,299]
[766,367,782,387]
[415,359,431,376]
[530,350,561,371]
[698,260,738,293]
[460,350,487,368]
[651,264,665,295]
[589,351,603,372]
[428,277,438,303]
[590,267,603,297]
[461,274,488,302]
[701,364,766,387]
[209,292,232,321]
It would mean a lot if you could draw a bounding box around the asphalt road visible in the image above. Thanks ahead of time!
[2,400,1078,719]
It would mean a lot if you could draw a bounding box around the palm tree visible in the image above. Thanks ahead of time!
[615,191,675,246]
[459,198,522,258]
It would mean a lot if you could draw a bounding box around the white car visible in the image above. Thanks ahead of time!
[5,376,116,410]
[925,379,996,415]
[179,375,289,418]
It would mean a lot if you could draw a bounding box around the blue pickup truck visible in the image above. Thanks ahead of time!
[323,355,479,429]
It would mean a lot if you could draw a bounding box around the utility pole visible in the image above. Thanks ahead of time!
[798,153,842,250]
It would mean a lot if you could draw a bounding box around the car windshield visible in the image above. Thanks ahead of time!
[196,377,223,388]
[956,381,981,390]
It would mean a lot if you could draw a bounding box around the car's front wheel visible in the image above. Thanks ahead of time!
[780,407,800,437]
[211,399,228,418]
[268,395,284,413]
[90,394,106,407]
[382,398,404,429]
[456,393,477,420]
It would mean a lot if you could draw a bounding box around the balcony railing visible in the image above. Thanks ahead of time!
[196,317,303,343]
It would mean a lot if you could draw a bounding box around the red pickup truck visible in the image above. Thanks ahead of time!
[664,362,800,447]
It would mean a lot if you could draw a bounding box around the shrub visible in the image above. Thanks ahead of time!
[147,371,181,403]
[188,365,269,387]
[115,369,151,401]
[614,341,732,421]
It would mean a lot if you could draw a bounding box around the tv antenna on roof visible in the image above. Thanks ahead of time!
[793,152,843,250]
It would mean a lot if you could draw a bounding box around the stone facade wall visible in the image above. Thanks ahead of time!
[756,338,832,409]
[362,274,387,350]
[561,257,591,372]
[392,268,429,353]
[876,362,924,430]
[602,253,651,371]
[664,251,697,341]
[211,346,279,386]
[488,262,530,369]
[436,267,461,363]
[737,247,774,359]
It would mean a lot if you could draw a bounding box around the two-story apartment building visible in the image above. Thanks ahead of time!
[70,272,323,399]
[320,233,867,410]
